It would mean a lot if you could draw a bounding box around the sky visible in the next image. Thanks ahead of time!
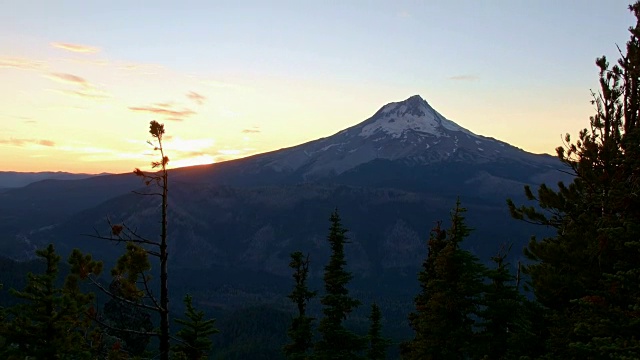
[0,0,635,173]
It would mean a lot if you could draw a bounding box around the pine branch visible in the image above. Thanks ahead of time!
[132,190,163,197]
[91,311,196,348]
[91,313,161,338]
[87,275,161,313]
[85,233,161,248]
[140,271,161,311]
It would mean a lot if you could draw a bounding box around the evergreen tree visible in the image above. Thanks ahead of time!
[475,247,535,360]
[284,251,316,360]
[508,2,640,358]
[401,200,485,360]
[314,209,365,360]
[0,244,100,359]
[366,302,390,360]
[401,220,447,360]
[96,242,154,356]
[101,279,154,356]
[172,294,219,360]
[86,120,174,360]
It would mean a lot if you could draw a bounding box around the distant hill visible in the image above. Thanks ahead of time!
[0,171,106,189]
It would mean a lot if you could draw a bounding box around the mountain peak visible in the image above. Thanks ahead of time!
[359,95,469,139]
[375,94,432,118]
[403,94,430,108]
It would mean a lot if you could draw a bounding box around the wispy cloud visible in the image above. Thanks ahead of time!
[186,91,206,105]
[45,72,90,87]
[397,10,411,18]
[44,72,110,100]
[448,74,480,81]
[65,58,110,67]
[51,42,100,54]
[0,138,55,147]
[0,57,46,71]
[242,127,261,134]
[38,139,55,147]
[129,103,196,121]
[117,62,165,75]
[218,149,243,155]
[55,88,111,100]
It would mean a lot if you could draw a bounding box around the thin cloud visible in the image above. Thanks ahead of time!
[51,42,100,54]
[65,58,110,67]
[117,62,165,75]
[45,72,110,101]
[0,138,55,147]
[0,57,46,71]
[45,73,90,87]
[187,91,206,105]
[242,127,261,134]
[129,103,196,120]
[38,140,56,147]
[183,151,208,157]
[56,88,111,100]
[448,74,480,81]
[218,149,243,155]
[397,10,411,18]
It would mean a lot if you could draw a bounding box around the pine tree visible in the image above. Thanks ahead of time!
[172,294,219,360]
[401,200,485,360]
[90,242,152,356]
[68,248,130,359]
[0,244,100,359]
[314,209,365,360]
[366,302,390,360]
[475,246,535,360]
[508,2,640,358]
[401,220,447,360]
[85,120,173,360]
[284,251,316,360]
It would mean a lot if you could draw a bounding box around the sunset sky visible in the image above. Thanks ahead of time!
[0,1,634,173]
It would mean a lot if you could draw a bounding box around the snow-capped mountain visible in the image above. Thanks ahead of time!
[190,95,557,184]
[166,95,566,205]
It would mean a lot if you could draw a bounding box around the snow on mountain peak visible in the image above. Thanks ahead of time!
[359,95,471,139]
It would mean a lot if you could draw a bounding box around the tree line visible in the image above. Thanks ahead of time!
[2,1,640,359]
